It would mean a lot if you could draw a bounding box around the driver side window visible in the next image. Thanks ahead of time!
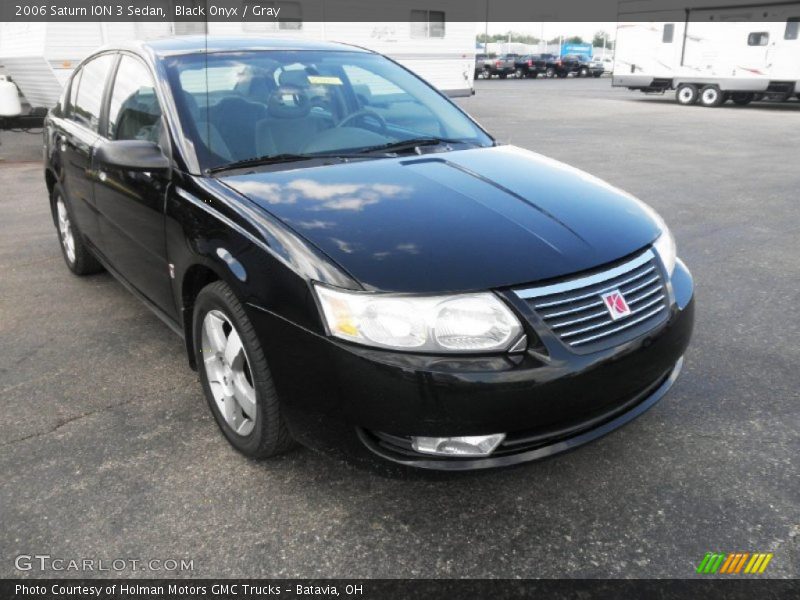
[107,56,163,144]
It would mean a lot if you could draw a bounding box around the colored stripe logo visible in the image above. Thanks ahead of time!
[696,552,773,574]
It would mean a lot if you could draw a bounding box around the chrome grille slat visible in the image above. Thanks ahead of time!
[570,306,666,346]
[513,249,670,352]
[533,265,655,309]
[626,285,662,305]
[541,299,604,319]
[622,275,660,296]
[551,309,610,329]
[561,295,666,338]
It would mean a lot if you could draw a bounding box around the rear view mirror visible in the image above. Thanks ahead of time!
[95,140,170,171]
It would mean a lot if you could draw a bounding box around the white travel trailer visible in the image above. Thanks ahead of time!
[0,2,476,108]
[613,0,800,106]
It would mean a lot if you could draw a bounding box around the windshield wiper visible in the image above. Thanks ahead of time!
[208,153,316,174]
[355,137,469,156]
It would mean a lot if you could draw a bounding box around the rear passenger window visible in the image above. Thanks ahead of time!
[73,54,115,131]
[785,18,800,40]
[747,32,769,46]
[662,24,674,43]
[107,55,162,142]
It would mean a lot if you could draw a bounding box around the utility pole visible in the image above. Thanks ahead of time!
[484,0,489,53]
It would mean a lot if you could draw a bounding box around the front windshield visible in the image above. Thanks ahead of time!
[163,50,493,171]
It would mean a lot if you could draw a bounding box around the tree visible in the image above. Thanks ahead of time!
[564,36,584,44]
[593,31,610,48]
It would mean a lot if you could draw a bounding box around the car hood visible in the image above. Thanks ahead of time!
[219,145,661,293]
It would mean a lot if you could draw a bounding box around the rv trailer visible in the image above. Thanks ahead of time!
[0,2,476,109]
[613,0,800,106]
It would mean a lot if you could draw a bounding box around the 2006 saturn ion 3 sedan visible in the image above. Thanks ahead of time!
[44,37,694,470]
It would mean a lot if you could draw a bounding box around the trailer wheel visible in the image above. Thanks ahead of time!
[730,92,755,106]
[676,83,698,105]
[699,85,725,107]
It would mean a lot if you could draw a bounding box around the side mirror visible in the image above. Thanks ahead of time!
[95,140,170,171]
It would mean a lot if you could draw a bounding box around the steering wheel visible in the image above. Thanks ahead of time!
[336,109,388,133]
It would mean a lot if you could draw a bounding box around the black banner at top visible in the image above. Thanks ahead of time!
[2,0,798,22]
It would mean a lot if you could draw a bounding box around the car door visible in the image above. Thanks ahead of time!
[57,53,117,246]
[94,53,176,318]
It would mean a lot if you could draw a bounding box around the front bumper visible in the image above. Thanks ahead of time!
[247,259,694,471]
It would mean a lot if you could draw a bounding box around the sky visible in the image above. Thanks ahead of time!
[477,22,618,43]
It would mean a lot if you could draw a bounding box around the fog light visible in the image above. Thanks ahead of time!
[411,434,506,457]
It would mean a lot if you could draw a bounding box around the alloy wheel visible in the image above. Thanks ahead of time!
[201,309,257,436]
[56,197,75,264]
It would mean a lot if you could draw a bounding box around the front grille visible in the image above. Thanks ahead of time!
[513,250,669,352]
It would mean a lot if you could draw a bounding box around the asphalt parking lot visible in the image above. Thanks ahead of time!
[1,77,798,579]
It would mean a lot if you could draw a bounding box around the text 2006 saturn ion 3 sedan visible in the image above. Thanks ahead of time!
[44,37,693,470]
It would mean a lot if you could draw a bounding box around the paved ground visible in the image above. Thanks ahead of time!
[0,78,798,579]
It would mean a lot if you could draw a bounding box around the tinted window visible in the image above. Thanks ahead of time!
[107,55,162,142]
[164,50,491,170]
[785,18,799,40]
[410,9,445,38]
[663,23,674,43]
[748,32,769,46]
[73,54,115,131]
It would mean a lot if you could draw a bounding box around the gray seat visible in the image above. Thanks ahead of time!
[255,70,326,156]
[183,92,233,162]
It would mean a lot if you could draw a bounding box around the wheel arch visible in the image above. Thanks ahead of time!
[180,261,230,370]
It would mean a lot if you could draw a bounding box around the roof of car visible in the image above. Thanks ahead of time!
[115,36,371,57]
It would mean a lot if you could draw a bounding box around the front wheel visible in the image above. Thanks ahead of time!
[699,85,725,107]
[514,68,524,79]
[579,67,589,77]
[545,67,555,78]
[194,281,294,459]
[675,83,698,105]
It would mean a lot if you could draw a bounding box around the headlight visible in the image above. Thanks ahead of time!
[313,284,524,353]
[653,228,676,276]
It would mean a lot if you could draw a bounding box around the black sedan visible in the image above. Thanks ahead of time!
[44,37,694,471]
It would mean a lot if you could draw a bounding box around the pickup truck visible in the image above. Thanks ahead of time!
[556,55,604,78]
[513,54,558,78]
[477,54,520,79]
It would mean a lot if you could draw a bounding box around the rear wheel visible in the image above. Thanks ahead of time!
[53,186,103,276]
[699,85,725,107]
[514,68,524,79]
[545,67,555,78]
[593,72,602,78]
[194,281,294,459]
[579,67,589,77]
[557,71,568,78]
[498,73,508,79]
[676,83,698,105]
[731,92,755,105]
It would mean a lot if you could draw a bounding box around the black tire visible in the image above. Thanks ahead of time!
[51,184,103,276]
[675,83,698,105]
[193,281,294,459]
[731,92,754,105]
[593,72,602,78]
[498,73,508,79]
[699,84,725,107]
[557,71,568,78]
[579,67,589,77]
[514,68,524,79]
[545,67,555,78]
